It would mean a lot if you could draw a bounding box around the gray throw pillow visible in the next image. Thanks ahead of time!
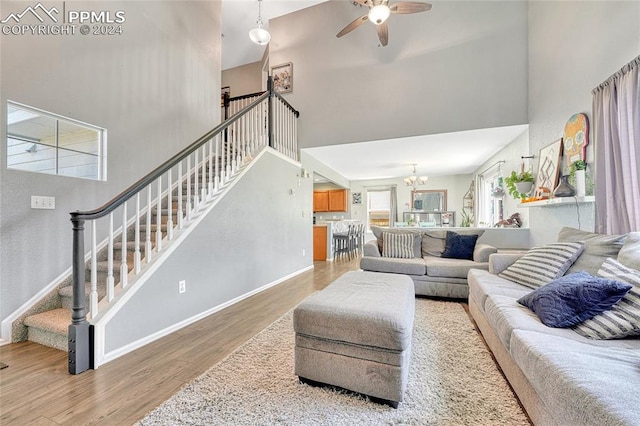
[557,227,626,275]
[499,242,585,289]
[371,226,421,258]
[382,232,416,258]
[618,232,640,271]
[573,258,640,339]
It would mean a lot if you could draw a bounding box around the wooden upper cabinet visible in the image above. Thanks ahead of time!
[313,191,329,212]
[328,189,347,212]
[313,189,347,212]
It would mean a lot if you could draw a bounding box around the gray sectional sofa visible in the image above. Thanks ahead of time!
[360,226,497,298]
[468,228,640,426]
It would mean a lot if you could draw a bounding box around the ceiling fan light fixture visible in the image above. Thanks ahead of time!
[368,4,390,25]
[249,0,271,45]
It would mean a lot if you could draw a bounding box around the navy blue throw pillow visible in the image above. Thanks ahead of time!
[441,231,478,260]
[517,271,632,328]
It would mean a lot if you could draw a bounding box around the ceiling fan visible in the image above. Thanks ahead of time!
[336,0,432,47]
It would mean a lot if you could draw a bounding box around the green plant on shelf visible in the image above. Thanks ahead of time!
[504,170,534,200]
[460,210,474,227]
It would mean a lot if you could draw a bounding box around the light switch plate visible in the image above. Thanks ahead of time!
[31,196,55,209]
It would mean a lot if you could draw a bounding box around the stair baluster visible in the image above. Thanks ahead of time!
[90,221,98,316]
[167,171,174,241]
[134,195,142,274]
[108,212,116,299]
[120,202,128,289]
[156,177,162,252]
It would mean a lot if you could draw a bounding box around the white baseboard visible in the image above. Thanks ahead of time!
[96,264,313,367]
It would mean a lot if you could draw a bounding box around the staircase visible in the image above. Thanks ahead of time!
[16,80,300,374]
[23,175,199,351]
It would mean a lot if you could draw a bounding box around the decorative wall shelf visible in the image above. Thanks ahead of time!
[519,196,595,207]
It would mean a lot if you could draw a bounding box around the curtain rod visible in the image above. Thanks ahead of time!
[593,55,640,93]
[478,160,505,177]
[362,184,397,189]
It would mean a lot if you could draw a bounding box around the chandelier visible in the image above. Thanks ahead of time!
[404,164,428,187]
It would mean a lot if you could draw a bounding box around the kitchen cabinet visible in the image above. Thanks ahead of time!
[313,226,328,261]
[313,191,329,212]
[313,189,347,212]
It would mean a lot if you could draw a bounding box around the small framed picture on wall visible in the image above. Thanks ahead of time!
[271,62,293,94]
[352,192,362,205]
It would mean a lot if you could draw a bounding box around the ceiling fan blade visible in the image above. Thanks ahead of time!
[376,22,389,46]
[390,2,432,14]
[336,14,369,38]
[353,0,374,7]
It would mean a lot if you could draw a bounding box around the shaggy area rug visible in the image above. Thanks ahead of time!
[138,298,529,425]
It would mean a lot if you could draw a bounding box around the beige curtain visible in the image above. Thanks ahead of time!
[592,56,640,234]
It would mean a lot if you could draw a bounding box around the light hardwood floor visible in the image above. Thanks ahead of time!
[0,258,361,425]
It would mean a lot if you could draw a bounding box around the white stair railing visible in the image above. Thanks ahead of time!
[68,79,299,374]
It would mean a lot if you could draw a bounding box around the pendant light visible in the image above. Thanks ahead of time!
[249,0,271,46]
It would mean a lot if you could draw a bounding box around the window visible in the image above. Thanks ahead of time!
[367,190,391,229]
[6,102,106,180]
[478,171,503,227]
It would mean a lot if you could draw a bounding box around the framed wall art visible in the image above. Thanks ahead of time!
[271,62,293,94]
[535,139,563,195]
[352,192,362,205]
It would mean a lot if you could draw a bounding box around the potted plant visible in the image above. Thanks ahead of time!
[570,160,586,196]
[505,170,535,200]
[460,210,474,227]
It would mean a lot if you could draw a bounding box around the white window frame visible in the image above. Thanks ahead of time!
[6,101,107,181]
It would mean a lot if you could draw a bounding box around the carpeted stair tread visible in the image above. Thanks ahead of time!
[59,283,107,299]
[24,308,70,335]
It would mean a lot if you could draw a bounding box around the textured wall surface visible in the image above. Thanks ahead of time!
[269,1,528,149]
[103,150,313,355]
[527,1,640,244]
[0,1,222,329]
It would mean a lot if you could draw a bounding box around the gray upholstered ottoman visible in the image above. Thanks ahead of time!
[293,271,415,407]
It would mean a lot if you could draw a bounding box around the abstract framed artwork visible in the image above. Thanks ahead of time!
[352,192,362,205]
[535,139,563,196]
[271,62,293,94]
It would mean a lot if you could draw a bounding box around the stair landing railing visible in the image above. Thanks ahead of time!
[68,77,299,374]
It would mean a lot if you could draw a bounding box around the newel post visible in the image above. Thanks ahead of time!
[267,76,274,148]
[69,212,91,374]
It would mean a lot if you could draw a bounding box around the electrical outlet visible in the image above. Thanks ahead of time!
[179,280,186,293]
[302,249,306,256]
[31,195,55,210]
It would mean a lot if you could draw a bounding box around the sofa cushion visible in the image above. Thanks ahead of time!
[558,226,626,275]
[573,258,640,339]
[441,231,478,260]
[421,229,485,258]
[371,226,422,258]
[510,330,640,426]
[424,256,486,279]
[617,231,640,270]
[382,232,417,258]
[517,271,631,328]
[467,269,531,312]
[473,243,498,263]
[360,256,426,276]
[499,242,585,289]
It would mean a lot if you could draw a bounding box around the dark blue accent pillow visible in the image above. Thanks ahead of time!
[441,231,478,260]
[517,271,632,328]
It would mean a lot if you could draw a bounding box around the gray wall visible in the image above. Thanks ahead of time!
[527,1,640,245]
[269,0,528,149]
[0,1,221,325]
[222,61,264,96]
[104,150,313,354]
